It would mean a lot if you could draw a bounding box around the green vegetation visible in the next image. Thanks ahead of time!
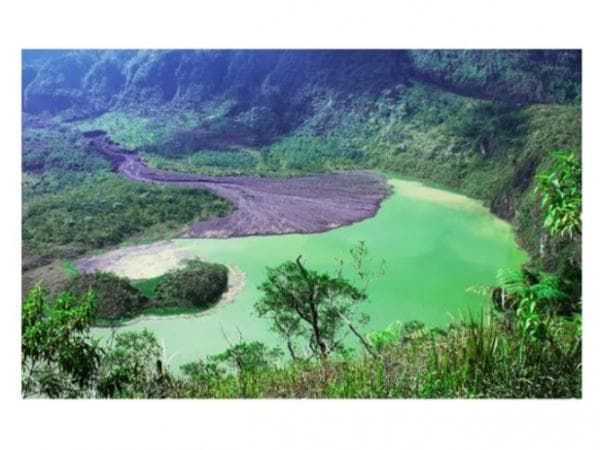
[409,50,581,104]
[60,262,230,324]
[529,149,582,307]
[143,149,259,176]
[22,173,230,267]
[21,122,234,273]
[155,258,228,308]
[169,311,579,398]
[141,305,204,317]
[22,127,108,200]
[64,272,148,321]
[75,110,204,150]
[21,263,580,398]
[181,341,282,386]
[22,285,167,398]
[536,151,582,238]
[20,157,581,398]
[131,275,165,299]
[21,50,582,399]
[96,330,165,399]
[22,285,102,398]
[61,260,79,276]
[256,253,374,360]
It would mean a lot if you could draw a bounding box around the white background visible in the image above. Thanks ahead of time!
[0,1,597,449]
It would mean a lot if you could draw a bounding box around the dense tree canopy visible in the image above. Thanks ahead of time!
[64,272,148,321]
[22,285,102,398]
[22,173,230,267]
[155,258,228,308]
[97,330,164,398]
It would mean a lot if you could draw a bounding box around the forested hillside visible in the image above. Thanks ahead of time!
[21,50,582,399]
[22,50,581,272]
[22,50,580,119]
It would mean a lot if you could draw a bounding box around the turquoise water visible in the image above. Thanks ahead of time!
[93,178,528,368]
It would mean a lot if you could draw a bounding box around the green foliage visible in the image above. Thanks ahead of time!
[21,51,583,399]
[167,309,580,399]
[495,268,570,359]
[64,272,148,321]
[144,150,258,176]
[255,256,369,360]
[61,260,79,276]
[22,128,109,201]
[179,341,282,397]
[211,341,282,374]
[22,284,102,398]
[75,110,203,150]
[97,330,164,398]
[21,280,581,399]
[494,268,568,311]
[22,127,108,178]
[155,258,228,308]
[180,359,223,386]
[367,320,429,353]
[140,305,203,316]
[131,274,165,298]
[510,107,581,271]
[415,311,580,398]
[367,322,403,353]
[262,134,366,175]
[536,150,582,238]
[22,173,230,265]
[446,102,528,153]
[409,50,581,104]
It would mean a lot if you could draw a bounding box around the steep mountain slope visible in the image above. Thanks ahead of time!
[23,50,579,123]
[22,50,582,273]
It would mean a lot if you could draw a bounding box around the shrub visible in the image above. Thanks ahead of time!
[22,284,102,398]
[22,173,231,266]
[64,272,148,321]
[155,258,228,308]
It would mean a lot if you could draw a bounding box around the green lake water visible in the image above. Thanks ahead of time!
[94,178,528,368]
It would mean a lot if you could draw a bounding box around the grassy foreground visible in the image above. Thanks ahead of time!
[21,151,582,399]
[21,281,581,399]
[166,312,580,399]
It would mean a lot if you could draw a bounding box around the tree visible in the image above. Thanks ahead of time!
[211,341,282,374]
[64,272,148,321]
[536,150,581,238]
[255,254,375,360]
[97,330,164,398]
[535,150,582,305]
[22,284,102,398]
[155,258,228,308]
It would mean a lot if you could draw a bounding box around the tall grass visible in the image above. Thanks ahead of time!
[163,309,581,399]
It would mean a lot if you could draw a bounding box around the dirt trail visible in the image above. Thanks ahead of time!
[86,131,389,238]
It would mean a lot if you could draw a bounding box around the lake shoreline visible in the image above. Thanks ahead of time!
[87,131,391,239]
[92,262,246,328]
